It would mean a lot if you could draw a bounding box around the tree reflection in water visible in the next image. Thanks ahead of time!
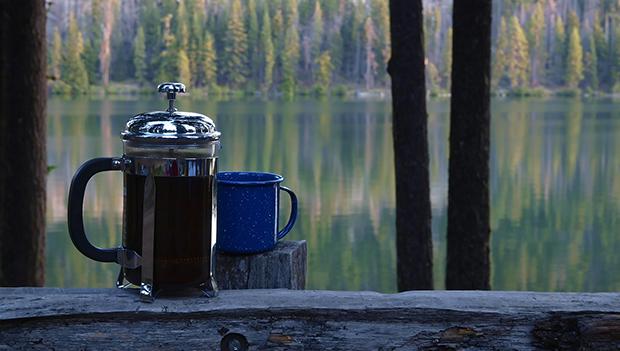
[46,97,620,292]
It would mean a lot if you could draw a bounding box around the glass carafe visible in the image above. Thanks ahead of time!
[67,83,220,301]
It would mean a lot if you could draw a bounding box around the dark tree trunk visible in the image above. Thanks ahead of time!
[446,0,492,290]
[387,0,433,290]
[0,0,47,286]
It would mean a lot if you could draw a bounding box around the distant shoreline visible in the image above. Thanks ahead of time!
[48,81,620,100]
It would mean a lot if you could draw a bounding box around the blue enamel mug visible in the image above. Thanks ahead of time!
[216,172,298,254]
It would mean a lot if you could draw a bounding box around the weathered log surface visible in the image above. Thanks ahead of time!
[1,289,620,350]
[215,240,306,290]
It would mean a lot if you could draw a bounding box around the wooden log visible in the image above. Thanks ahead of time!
[1,289,620,350]
[215,240,306,290]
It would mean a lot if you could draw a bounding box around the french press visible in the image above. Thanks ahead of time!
[68,83,220,301]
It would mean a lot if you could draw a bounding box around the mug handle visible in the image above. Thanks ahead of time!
[68,157,133,265]
[277,186,298,240]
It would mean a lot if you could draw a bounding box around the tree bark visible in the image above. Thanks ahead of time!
[3,289,620,350]
[0,0,47,286]
[446,0,492,290]
[387,0,433,290]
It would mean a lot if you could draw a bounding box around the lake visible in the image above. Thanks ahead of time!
[45,96,620,292]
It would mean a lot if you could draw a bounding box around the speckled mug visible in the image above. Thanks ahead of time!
[216,172,298,254]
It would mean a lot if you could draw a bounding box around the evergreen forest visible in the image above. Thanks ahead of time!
[46,0,620,96]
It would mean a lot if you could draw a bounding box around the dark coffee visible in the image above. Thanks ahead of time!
[122,174,215,288]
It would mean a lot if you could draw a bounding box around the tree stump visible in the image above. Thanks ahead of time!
[215,240,306,290]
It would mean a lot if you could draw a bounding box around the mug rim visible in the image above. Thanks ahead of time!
[217,171,284,185]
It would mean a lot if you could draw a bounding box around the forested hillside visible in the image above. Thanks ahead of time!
[46,0,620,95]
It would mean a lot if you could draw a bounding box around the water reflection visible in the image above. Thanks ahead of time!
[46,97,620,292]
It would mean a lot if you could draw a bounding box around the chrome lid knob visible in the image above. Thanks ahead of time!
[157,82,186,113]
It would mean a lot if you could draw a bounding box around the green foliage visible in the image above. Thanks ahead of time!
[552,16,566,85]
[426,61,440,92]
[260,7,275,93]
[156,14,176,83]
[223,0,248,87]
[442,28,452,90]
[62,13,89,94]
[82,0,102,85]
[565,27,584,89]
[526,1,545,85]
[592,13,608,90]
[311,0,324,63]
[246,0,260,87]
[584,33,598,90]
[141,0,162,83]
[492,18,509,88]
[314,51,332,95]
[202,32,217,89]
[189,0,205,86]
[508,16,529,88]
[281,26,299,98]
[50,28,62,80]
[175,0,189,51]
[133,26,146,84]
[371,0,390,85]
[49,0,620,95]
[363,16,377,90]
[177,49,191,87]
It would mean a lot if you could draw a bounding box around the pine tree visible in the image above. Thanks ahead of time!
[442,27,453,89]
[156,14,176,82]
[202,31,217,89]
[281,26,298,98]
[527,1,545,86]
[314,51,332,95]
[223,0,248,87]
[62,12,89,94]
[271,7,284,82]
[83,0,102,85]
[427,61,440,91]
[311,0,324,65]
[50,27,62,80]
[508,15,529,88]
[592,13,608,90]
[584,33,599,90]
[133,26,146,84]
[99,0,117,88]
[565,27,584,89]
[188,0,205,85]
[551,16,566,86]
[176,0,189,51]
[610,23,620,90]
[283,0,300,78]
[492,17,508,88]
[141,0,162,83]
[566,10,579,35]
[247,0,259,85]
[363,16,377,90]
[284,0,299,29]
[371,0,390,86]
[260,8,275,93]
[177,50,191,87]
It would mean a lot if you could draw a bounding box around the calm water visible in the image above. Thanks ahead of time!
[46,97,620,292]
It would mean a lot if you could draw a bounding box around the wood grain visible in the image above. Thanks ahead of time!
[215,240,306,290]
[1,289,619,350]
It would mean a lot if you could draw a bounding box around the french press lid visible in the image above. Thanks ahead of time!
[121,82,220,145]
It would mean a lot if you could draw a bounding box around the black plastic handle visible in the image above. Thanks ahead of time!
[68,157,122,263]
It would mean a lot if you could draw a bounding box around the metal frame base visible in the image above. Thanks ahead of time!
[116,268,218,302]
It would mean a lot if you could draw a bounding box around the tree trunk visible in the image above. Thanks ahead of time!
[388,0,433,290]
[100,0,115,88]
[0,0,47,286]
[446,0,492,290]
